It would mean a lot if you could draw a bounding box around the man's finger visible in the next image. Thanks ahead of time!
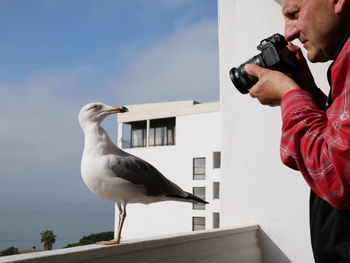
[249,89,257,98]
[287,42,300,53]
[287,42,306,62]
[245,64,265,78]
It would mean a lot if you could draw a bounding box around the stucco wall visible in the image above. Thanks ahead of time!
[218,0,330,262]
[0,226,261,263]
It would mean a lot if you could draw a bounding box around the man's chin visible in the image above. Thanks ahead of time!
[307,50,325,63]
[306,46,330,63]
[307,54,318,63]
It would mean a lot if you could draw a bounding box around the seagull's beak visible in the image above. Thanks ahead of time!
[105,106,129,114]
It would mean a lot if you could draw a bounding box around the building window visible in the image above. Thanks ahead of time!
[149,118,175,146]
[192,187,206,210]
[192,217,205,231]
[213,151,221,168]
[130,121,147,148]
[213,182,220,199]
[193,158,206,180]
[213,213,220,229]
[121,123,132,148]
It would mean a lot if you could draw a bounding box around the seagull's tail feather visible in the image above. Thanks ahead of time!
[166,192,208,204]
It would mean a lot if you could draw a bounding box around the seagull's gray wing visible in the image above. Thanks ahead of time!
[109,153,185,197]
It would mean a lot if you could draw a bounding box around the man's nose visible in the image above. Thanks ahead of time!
[284,21,299,41]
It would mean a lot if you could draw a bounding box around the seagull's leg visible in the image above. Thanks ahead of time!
[116,202,123,239]
[116,202,127,243]
[96,202,124,245]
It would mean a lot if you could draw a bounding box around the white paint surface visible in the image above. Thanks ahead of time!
[0,226,261,263]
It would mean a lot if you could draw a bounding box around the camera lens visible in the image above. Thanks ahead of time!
[229,54,265,94]
[229,67,250,94]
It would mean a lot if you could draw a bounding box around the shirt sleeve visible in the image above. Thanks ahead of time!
[280,43,350,209]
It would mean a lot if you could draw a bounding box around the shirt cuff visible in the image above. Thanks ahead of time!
[280,89,318,120]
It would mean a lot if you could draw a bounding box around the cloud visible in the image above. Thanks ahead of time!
[108,19,219,105]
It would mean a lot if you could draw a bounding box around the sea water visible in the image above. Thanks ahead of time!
[0,199,114,250]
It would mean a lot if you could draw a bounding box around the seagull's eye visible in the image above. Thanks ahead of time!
[88,104,101,111]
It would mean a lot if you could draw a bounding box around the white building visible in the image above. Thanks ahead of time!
[115,100,221,240]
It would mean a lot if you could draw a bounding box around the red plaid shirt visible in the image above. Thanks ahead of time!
[280,38,350,209]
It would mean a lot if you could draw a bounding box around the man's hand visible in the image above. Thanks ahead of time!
[287,43,327,109]
[245,64,300,106]
[245,42,327,108]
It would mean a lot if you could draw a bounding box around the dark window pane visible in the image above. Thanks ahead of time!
[213,182,220,199]
[193,158,206,180]
[155,127,166,145]
[149,117,175,147]
[132,129,144,147]
[130,121,146,148]
[213,151,221,168]
[213,213,220,229]
[193,187,206,210]
[168,128,174,145]
[149,128,155,146]
[192,217,205,231]
[122,123,131,148]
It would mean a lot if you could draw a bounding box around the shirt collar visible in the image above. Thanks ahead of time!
[333,28,350,60]
[326,28,350,108]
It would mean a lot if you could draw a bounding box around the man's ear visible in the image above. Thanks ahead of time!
[333,0,348,14]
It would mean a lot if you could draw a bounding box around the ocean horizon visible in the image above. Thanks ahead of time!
[0,198,115,251]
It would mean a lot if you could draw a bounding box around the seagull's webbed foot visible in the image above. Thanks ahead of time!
[96,238,120,245]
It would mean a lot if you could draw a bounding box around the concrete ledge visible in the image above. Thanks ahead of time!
[0,225,261,263]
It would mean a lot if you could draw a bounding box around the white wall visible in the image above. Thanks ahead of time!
[218,0,329,262]
[116,110,221,240]
[2,226,261,263]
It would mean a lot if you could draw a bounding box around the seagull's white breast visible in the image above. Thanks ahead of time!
[81,153,149,203]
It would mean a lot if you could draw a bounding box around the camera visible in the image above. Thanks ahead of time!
[229,33,298,94]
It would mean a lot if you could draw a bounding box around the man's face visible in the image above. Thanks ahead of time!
[282,0,338,62]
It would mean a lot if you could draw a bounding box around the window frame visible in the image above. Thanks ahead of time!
[193,157,206,180]
[192,187,206,210]
[149,117,176,147]
[213,151,221,169]
[192,216,206,231]
[213,213,220,229]
[130,121,147,148]
[213,182,220,199]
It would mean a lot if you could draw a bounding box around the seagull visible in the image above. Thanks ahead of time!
[78,102,208,245]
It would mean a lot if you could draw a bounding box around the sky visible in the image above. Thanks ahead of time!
[0,0,219,207]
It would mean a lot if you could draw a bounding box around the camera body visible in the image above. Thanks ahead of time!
[229,33,298,94]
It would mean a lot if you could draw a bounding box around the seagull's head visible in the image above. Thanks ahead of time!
[79,102,128,128]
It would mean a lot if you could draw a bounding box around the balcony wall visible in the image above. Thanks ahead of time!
[1,225,265,263]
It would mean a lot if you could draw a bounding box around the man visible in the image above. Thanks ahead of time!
[244,0,350,262]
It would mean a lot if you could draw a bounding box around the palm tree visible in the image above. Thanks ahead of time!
[40,230,56,250]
